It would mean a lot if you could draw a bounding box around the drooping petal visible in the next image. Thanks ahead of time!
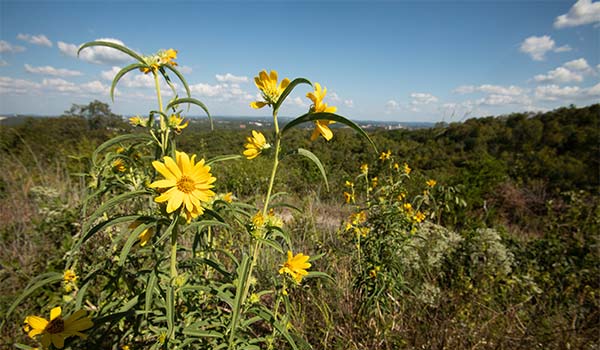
[41,334,51,348]
[250,101,267,109]
[51,333,65,348]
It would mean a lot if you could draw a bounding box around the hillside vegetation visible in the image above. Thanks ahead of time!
[1,103,598,349]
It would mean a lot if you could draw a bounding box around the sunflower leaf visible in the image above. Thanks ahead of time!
[273,78,311,115]
[78,41,145,64]
[165,97,212,130]
[282,112,378,152]
[110,63,145,102]
[296,147,329,191]
[163,64,192,99]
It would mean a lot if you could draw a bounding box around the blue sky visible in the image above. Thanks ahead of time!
[0,0,598,122]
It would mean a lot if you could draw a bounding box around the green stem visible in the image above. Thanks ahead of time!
[230,110,282,349]
[154,71,164,113]
[170,229,178,278]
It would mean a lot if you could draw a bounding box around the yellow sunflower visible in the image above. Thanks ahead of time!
[279,251,311,283]
[149,151,216,222]
[168,114,189,134]
[243,130,270,159]
[24,306,93,349]
[250,70,290,109]
[307,83,337,141]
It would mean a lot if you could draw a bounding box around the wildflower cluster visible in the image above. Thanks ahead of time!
[11,41,375,349]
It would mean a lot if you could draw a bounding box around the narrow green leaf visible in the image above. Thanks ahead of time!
[73,215,140,253]
[110,63,145,102]
[83,190,150,233]
[92,133,153,165]
[155,214,180,245]
[78,41,145,64]
[165,97,212,129]
[119,222,155,266]
[281,112,378,152]
[206,154,243,165]
[297,147,329,191]
[305,271,335,283]
[273,78,312,115]
[182,328,224,338]
[163,64,192,99]
[256,236,284,254]
[2,272,62,325]
[228,255,251,346]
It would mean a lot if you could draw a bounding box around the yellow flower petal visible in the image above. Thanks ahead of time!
[250,101,267,109]
[50,307,62,321]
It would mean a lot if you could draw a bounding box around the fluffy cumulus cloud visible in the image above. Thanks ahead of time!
[0,76,41,94]
[16,34,52,47]
[0,75,109,96]
[565,58,593,71]
[554,0,600,28]
[215,73,248,83]
[410,92,438,105]
[519,35,571,61]
[0,40,26,54]
[189,82,253,101]
[59,38,131,65]
[453,84,524,96]
[533,58,594,83]
[24,64,82,77]
[535,84,582,101]
[534,67,584,83]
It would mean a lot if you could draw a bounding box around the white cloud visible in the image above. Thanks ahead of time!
[519,35,570,61]
[24,64,82,77]
[410,92,438,105]
[0,76,41,94]
[289,96,308,107]
[328,92,341,102]
[16,34,52,47]
[533,58,593,83]
[0,60,8,67]
[0,40,26,54]
[554,45,572,52]
[535,84,581,101]
[534,67,584,83]
[478,94,531,106]
[215,73,248,83]
[564,58,592,72]
[80,80,110,94]
[101,66,121,81]
[344,99,354,108]
[42,78,78,93]
[554,0,600,28]
[189,82,252,101]
[385,100,400,113]
[60,38,131,65]
[587,82,600,96]
[453,84,524,96]
[0,75,111,97]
